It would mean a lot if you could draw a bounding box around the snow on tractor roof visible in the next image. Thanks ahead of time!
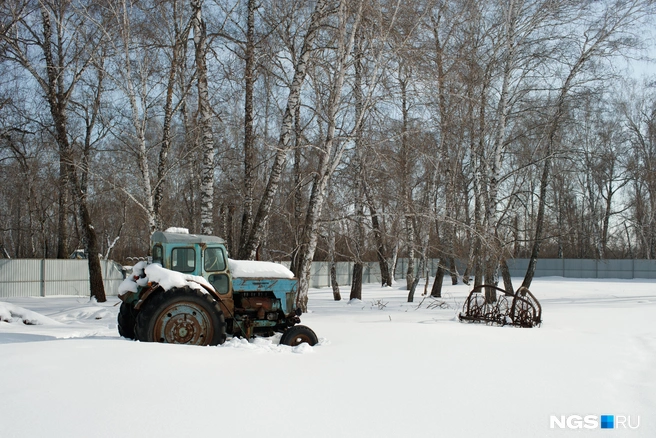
[228,259,294,279]
[151,231,226,245]
[164,227,189,234]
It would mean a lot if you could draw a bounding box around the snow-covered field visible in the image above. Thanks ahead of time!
[1,277,654,438]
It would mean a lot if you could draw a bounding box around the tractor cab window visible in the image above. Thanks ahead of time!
[171,247,195,273]
[204,247,226,272]
[208,274,230,294]
[152,244,163,265]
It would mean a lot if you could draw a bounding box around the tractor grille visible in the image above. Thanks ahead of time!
[239,291,272,298]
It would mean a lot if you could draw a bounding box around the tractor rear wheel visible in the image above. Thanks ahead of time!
[118,301,139,339]
[280,325,318,346]
[135,286,226,346]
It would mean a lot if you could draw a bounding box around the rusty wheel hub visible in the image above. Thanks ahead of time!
[153,302,213,344]
[288,334,312,346]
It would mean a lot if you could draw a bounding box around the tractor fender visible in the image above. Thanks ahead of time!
[134,281,223,311]
[197,282,224,305]
[133,283,163,310]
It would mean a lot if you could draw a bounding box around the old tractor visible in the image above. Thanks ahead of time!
[117,230,318,346]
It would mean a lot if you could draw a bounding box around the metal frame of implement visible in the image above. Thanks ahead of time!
[459,285,542,328]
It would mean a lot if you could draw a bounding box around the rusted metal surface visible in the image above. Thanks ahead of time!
[232,278,297,317]
[152,300,214,344]
[133,284,159,310]
[198,281,235,316]
[240,295,274,318]
[459,285,542,328]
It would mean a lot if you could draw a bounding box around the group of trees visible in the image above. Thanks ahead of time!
[1,0,655,305]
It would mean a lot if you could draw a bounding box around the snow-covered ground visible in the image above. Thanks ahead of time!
[0,277,654,438]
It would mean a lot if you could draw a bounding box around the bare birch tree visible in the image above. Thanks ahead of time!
[191,0,216,235]
[237,0,330,260]
[295,0,365,312]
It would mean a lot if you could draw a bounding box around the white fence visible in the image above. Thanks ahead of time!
[0,259,125,298]
[505,258,656,279]
[1,258,655,298]
[306,258,656,288]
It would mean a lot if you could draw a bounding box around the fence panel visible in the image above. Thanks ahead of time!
[0,259,125,299]
[533,258,565,277]
[45,259,90,296]
[506,259,529,277]
[335,262,351,288]
[387,258,655,283]
[633,260,656,279]
[597,259,633,279]
[0,259,42,298]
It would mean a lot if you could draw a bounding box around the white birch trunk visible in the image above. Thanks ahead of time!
[192,0,215,236]
[238,0,329,260]
[295,0,364,312]
[119,0,157,235]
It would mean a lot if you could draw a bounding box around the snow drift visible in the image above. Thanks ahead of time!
[0,302,63,325]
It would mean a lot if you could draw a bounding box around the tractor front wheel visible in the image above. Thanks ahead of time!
[280,325,318,346]
[118,301,139,339]
[135,286,226,346]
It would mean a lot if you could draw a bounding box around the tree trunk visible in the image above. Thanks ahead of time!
[522,155,550,289]
[117,0,158,235]
[238,0,329,260]
[350,27,365,302]
[192,0,215,236]
[39,4,106,301]
[78,198,106,302]
[430,262,445,298]
[295,0,364,312]
[289,103,305,275]
[295,170,331,312]
[407,255,425,303]
[331,263,341,301]
[350,263,363,301]
[500,258,513,294]
[365,186,392,286]
[239,0,257,248]
[390,243,399,284]
[523,45,590,287]
[327,225,341,301]
[56,159,69,259]
[399,70,414,290]
[431,11,458,289]
[154,1,188,231]
[449,251,458,285]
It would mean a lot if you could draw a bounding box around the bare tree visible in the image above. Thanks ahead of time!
[295,0,365,312]
[621,82,656,258]
[523,0,652,288]
[1,0,107,300]
[238,0,330,260]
